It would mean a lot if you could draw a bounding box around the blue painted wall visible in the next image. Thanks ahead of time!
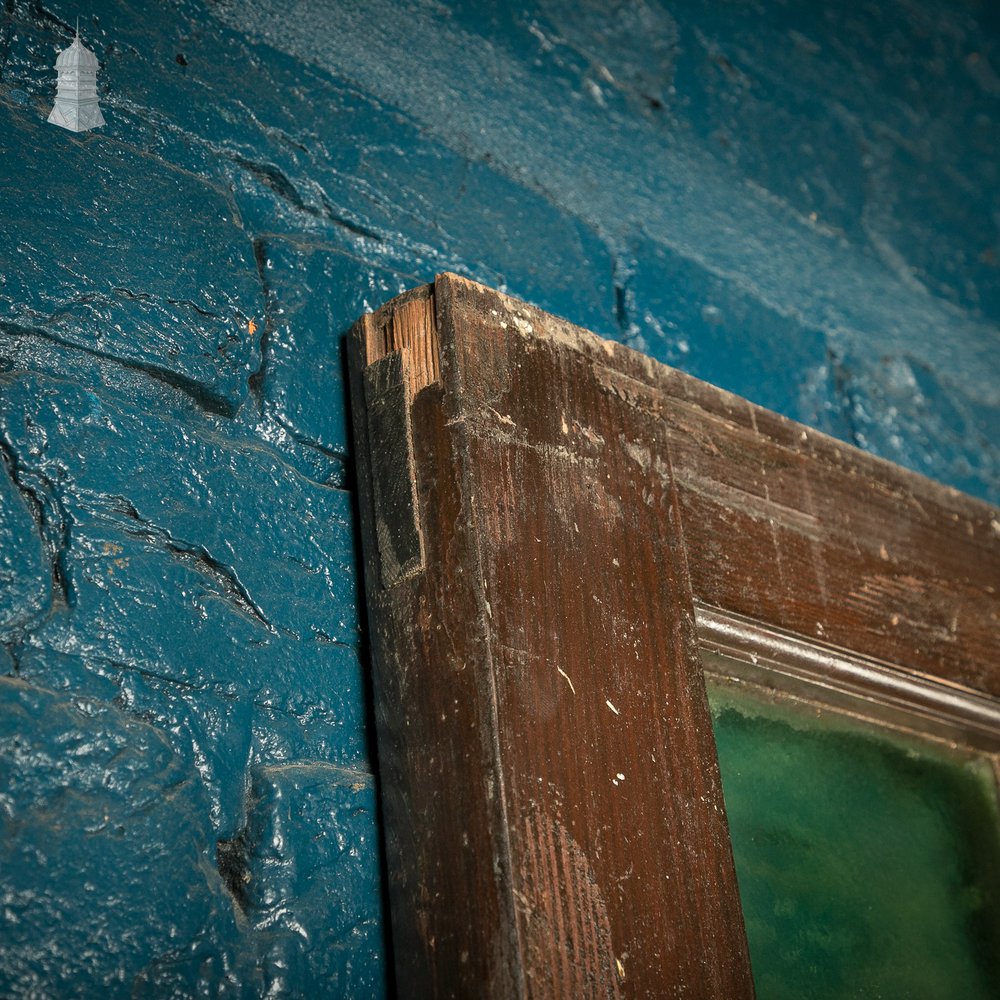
[1,0,998,994]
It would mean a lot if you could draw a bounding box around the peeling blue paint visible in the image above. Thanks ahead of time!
[1,0,998,995]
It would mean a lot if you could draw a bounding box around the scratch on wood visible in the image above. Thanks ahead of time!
[557,666,576,695]
[682,470,822,539]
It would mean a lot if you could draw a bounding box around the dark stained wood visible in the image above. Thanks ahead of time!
[363,350,425,585]
[349,287,522,997]
[350,275,754,997]
[570,338,1000,696]
[349,273,1000,998]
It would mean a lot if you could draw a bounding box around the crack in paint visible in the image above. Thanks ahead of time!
[2,639,22,675]
[246,237,273,408]
[105,498,280,636]
[0,319,240,417]
[230,153,383,241]
[167,297,220,319]
[268,409,352,491]
[611,251,641,346]
[99,288,217,320]
[0,430,71,614]
[27,1,73,37]
[216,828,253,915]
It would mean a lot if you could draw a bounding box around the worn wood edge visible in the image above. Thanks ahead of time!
[350,273,999,995]
[362,351,425,586]
[356,271,1000,690]
[352,282,439,586]
[359,280,440,397]
[354,273,744,995]
[348,285,527,996]
[432,275,999,529]
[431,273,1000,694]
[432,271,756,997]
[427,272,529,995]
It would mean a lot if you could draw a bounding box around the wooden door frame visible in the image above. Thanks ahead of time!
[348,273,1000,998]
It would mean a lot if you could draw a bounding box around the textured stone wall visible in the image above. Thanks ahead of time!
[1,0,998,995]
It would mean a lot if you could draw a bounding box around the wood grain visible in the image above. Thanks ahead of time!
[348,272,1000,998]
[350,307,522,997]
[351,275,754,997]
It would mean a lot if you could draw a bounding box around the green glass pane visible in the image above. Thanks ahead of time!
[707,679,1000,1000]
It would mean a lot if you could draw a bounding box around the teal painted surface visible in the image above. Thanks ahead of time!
[1,0,998,994]
[709,682,1000,1000]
